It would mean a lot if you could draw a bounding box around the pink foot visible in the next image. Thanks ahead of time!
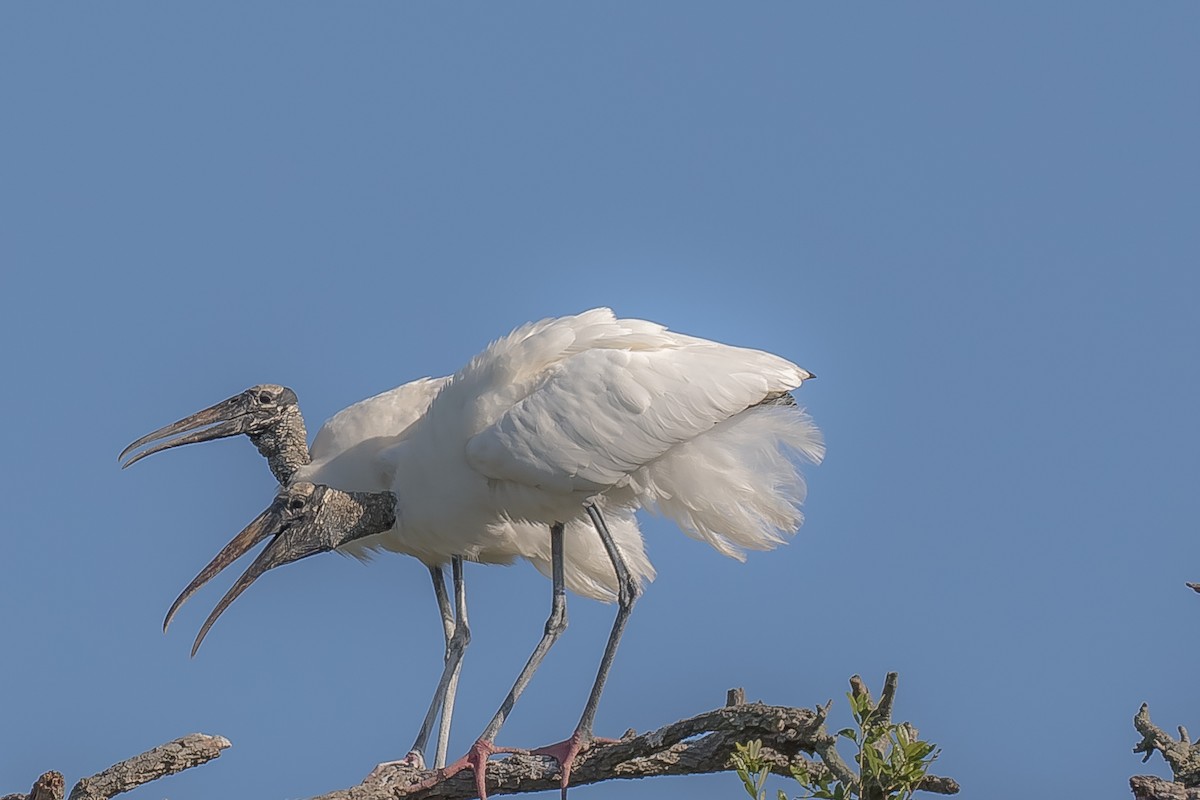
[409,738,523,800]
[531,731,620,797]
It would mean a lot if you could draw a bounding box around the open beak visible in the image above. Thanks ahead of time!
[163,498,286,634]
[174,486,346,657]
[119,392,262,469]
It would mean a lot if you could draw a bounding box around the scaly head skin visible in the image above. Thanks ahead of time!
[119,384,311,483]
[163,482,396,656]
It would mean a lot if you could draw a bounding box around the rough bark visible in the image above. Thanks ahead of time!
[1131,703,1200,800]
[1134,704,1200,785]
[3,734,229,800]
[1,771,64,800]
[318,683,959,800]
[1131,775,1200,800]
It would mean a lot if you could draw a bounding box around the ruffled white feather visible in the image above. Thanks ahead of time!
[299,309,819,601]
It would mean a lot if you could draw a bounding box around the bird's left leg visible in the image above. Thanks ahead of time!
[532,500,641,798]
[375,558,470,775]
[434,557,468,768]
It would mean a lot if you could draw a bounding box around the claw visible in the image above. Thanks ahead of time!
[532,731,619,798]
[408,739,523,800]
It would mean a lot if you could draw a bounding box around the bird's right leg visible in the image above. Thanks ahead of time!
[530,501,640,797]
[385,558,470,773]
[414,523,568,800]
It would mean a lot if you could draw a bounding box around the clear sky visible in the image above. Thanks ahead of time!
[1,4,1197,799]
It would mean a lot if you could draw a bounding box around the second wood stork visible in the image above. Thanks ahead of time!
[119,375,653,771]
[142,308,824,799]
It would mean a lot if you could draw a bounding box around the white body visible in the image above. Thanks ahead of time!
[293,375,654,602]
[377,308,823,576]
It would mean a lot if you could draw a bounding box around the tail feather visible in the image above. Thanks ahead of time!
[632,404,824,560]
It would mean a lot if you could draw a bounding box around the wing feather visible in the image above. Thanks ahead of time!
[466,343,809,493]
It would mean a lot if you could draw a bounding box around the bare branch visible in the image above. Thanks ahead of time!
[66,734,231,800]
[810,700,859,789]
[313,691,958,800]
[1,771,65,800]
[1130,774,1200,800]
[1133,704,1200,787]
[876,672,899,726]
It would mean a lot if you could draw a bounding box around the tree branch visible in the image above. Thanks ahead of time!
[1,771,64,800]
[316,688,959,800]
[1134,704,1200,787]
[3,734,230,800]
[1130,775,1200,800]
[810,699,859,787]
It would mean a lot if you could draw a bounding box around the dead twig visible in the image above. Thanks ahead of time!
[68,733,230,800]
[1134,704,1200,787]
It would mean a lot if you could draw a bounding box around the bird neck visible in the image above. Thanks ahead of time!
[330,490,397,546]
[249,406,311,484]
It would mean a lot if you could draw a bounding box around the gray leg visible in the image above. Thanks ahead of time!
[527,502,641,798]
[434,558,468,769]
[431,563,455,644]
[576,501,640,736]
[479,522,567,742]
[408,560,471,767]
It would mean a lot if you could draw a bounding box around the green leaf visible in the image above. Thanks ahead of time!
[906,741,935,760]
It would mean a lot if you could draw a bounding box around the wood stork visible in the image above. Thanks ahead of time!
[133,308,824,799]
[119,376,654,772]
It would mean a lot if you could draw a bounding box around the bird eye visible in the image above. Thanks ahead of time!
[259,392,275,405]
[288,498,306,511]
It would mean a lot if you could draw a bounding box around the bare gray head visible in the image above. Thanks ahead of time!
[163,482,396,656]
[119,384,311,483]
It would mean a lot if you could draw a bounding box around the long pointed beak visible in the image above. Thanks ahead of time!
[120,394,255,469]
[163,500,285,634]
[190,528,319,657]
[188,489,342,657]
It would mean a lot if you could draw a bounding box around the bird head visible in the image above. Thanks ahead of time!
[164,481,395,656]
[119,384,301,469]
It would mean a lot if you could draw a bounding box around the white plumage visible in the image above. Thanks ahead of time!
[377,308,823,564]
[295,374,656,602]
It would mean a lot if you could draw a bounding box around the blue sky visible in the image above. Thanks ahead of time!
[2,4,1197,799]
